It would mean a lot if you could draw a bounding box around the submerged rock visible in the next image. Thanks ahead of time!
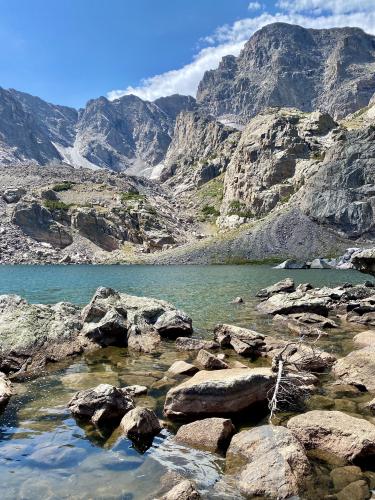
[164,367,273,419]
[68,383,135,426]
[287,410,375,461]
[174,417,235,454]
[226,425,311,499]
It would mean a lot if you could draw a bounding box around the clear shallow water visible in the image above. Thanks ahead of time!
[0,265,372,499]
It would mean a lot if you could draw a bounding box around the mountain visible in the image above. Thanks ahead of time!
[197,23,375,122]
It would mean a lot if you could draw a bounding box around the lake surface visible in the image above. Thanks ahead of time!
[0,265,372,499]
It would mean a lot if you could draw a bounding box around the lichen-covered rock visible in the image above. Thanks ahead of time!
[120,407,161,439]
[175,417,235,454]
[68,384,135,425]
[287,410,375,461]
[226,425,311,499]
[164,367,274,419]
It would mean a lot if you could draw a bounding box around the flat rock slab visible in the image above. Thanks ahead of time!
[332,347,375,392]
[287,410,375,461]
[226,425,311,499]
[174,417,235,454]
[164,367,274,419]
[167,361,199,376]
[175,337,219,351]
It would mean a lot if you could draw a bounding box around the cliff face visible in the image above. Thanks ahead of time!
[197,23,375,122]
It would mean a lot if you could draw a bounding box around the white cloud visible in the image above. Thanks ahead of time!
[107,3,375,102]
[248,2,262,10]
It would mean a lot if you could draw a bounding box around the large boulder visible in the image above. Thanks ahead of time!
[352,248,375,277]
[226,425,311,499]
[164,367,274,419]
[174,417,235,454]
[120,407,161,440]
[332,347,375,391]
[353,330,375,348]
[287,410,375,461]
[2,187,26,203]
[167,360,198,376]
[214,324,265,356]
[68,384,135,425]
[154,310,192,338]
[256,278,295,298]
[0,294,83,375]
[257,290,331,316]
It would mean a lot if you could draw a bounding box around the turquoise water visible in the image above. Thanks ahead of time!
[0,265,371,499]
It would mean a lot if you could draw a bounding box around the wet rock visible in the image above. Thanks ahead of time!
[164,367,274,419]
[167,360,199,376]
[214,324,265,356]
[226,425,311,499]
[336,480,370,500]
[175,337,219,351]
[154,310,193,338]
[287,410,375,461]
[353,330,375,348]
[0,373,12,407]
[333,347,375,391]
[174,417,235,454]
[121,385,148,397]
[127,325,161,353]
[196,349,228,370]
[0,295,83,375]
[159,480,200,500]
[120,407,161,440]
[273,314,328,338]
[231,296,244,304]
[256,277,295,298]
[68,384,135,425]
[330,465,364,491]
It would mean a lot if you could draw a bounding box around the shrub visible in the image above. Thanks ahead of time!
[52,181,74,192]
[228,200,253,218]
[201,205,220,217]
[43,199,70,211]
[121,192,146,204]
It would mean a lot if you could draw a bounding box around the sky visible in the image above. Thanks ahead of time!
[0,0,374,109]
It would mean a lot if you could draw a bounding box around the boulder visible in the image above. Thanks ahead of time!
[352,248,375,277]
[120,385,148,397]
[120,407,161,439]
[289,312,338,328]
[167,360,199,376]
[257,290,330,316]
[353,330,375,348]
[164,367,274,419]
[0,373,12,407]
[127,325,161,353]
[231,296,244,304]
[330,466,364,491]
[310,258,333,269]
[174,417,235,454]
[0,295,83,375]
[273,314,328,338]
[256,278,295,298]
[81,308,128,346]
[336,480,370,500]
[226,425,311,499]
[333,347,375,391]
[2,187,26,203]
[287,410,375,461]
[68,384,135,425]
[214,324,265,356]
[154,310,193,338]
[175,337,219,351]
[196,349,228,370]
[273,259,308,269]
[159,480,200,500]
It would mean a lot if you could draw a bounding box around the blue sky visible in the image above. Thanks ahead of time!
[0,0,374,108]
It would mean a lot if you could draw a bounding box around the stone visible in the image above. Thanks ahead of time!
[0,373,12,407]
[287,410,375,461]
[68,384,135,425]
[352,249,375,278]
[2,187,26,203]
[120,385,147,397]
[167,360,199,376]
[353,330,375,348]
[175,337,219,351]
[174,417,235,454]
[81,308,128,346]
[256,277,295,298]
[257,290,330,316]
[196,349,228,370]
[336,480,370,500]
[164,367,274,419]
[273,260,308,269]
[273,314,328,338]
[290,312,338,328]
[214,324,265,356]
[310,258,333,269]
[333,347,375,391]
[159,480,200,500]
[120,407,161,439]
[226,425,311,499]
[231,296,244,304]
[330,466,364,491]
[154,310,193,338]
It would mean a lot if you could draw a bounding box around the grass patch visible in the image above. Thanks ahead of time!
[43,199,71,211]
[52,181,74,192]
[121,192,146,204]
[201,205,220,217]
[217,256,284,265]
[228,200,254,218]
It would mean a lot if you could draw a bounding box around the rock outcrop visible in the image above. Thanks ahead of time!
[164,367,273,419]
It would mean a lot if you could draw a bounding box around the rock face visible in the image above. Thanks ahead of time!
[120,407,161,439]
[164,367,274,419]
[226,425,311,499]
[0,294,83,374]
[174,417,235,454]
[197,23,375,121]
[287,410,375,461]
[352,249,375,277]
[332,347,375,391]
[68,384,135,425]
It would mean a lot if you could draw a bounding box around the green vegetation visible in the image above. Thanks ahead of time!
[52,181,74,192]
[228,200,253,218]
[197,175,224,202]
[201,205,220,217]
[120,192,146,204]
[311,151,325,161]
[43,199,71,211]
[215,256,283,265]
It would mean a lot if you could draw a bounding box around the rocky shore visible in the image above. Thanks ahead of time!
[1,276,375,498]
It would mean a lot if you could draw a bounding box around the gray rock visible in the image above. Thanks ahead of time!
[159,480,200,500]
[196,349,228,370]
[333,347,375,391]
[274,260,308,269]
[167,360,198,376]
[174,417,235,454]
[310,258,333,269]
[214,324,265,356]
[154,310,192,338]
[2,187,26,203]
[256,277,295,298]
[175,337,219,351]
[0,373,12,407]
[120,407,161,439]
